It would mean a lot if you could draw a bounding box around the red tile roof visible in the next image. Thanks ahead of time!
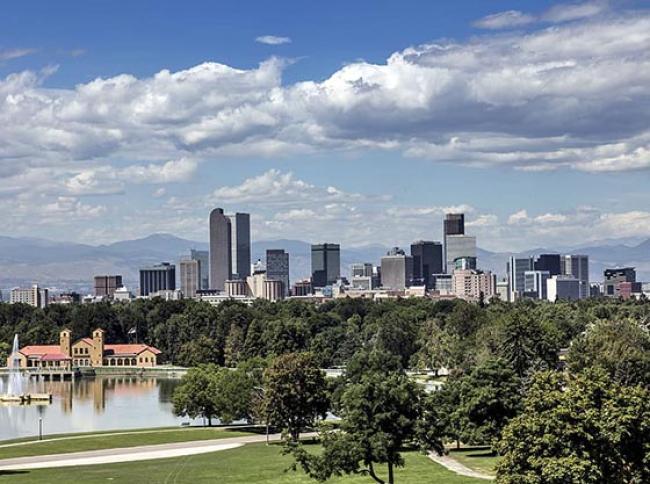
[19,345,63,357]
[41,353,71,361]
[77,338,93,346]
[104,344,161,356]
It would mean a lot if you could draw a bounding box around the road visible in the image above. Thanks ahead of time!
[0,433,286,471]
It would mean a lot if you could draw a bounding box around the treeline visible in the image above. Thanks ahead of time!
[1,297,650,373]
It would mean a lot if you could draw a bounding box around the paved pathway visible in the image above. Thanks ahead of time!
[428,452,495,481]
[0,433,285,471]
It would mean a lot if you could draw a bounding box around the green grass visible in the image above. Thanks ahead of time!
[0,443,485,483]
[449,447,500,475]
[0,427,251,460]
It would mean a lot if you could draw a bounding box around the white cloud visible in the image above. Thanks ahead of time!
[474,10,535,29]
[211,169,366,204]
[255,35,291,45]
[0,48,36,61]
[542,1,608,23]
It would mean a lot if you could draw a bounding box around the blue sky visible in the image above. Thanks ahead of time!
[0,0,649,251]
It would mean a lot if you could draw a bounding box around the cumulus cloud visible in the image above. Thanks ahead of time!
[474,10,535,29]
[211,169,366,204]
[255,35,291,45]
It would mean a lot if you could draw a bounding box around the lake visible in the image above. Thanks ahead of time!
[0,375,193,441]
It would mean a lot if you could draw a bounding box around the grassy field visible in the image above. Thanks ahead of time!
[0,443,485,484]
[449,448,500,475]
[0,427,251,460]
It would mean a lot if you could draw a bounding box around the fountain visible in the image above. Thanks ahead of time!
[1,334,52,405]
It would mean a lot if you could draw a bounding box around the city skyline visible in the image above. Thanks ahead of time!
[0,1,649,252]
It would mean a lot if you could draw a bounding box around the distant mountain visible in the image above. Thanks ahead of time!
[0,234,648,295]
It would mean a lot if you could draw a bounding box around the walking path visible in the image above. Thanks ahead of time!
[0,433,284,471]
[428,452,495,481]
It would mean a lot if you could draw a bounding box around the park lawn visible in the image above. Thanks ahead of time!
[0,443,486,484]
[449,448,500,475]
[0,427,251,460]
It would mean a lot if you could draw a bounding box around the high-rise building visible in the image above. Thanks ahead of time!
[547,275,581,301]
[180,259,200,298]
[93,275,123,298]
[443,213,465,273]
[292,279,313,297]
[311,243,340,288]
[454,256,477,271]
[139,263,176,297]
[603,267,638,297]
[209,208,232,291]
[380,248,414,290]
[534,254,562,276]
[524,270,550,300]
[351,262,374,278]
[411,241,443,288]
[228,213,251,280]
[190,249,209,290]
[266,249,290,296]
[452,269,497,300]
[561,254,589,299]
[445,235,477,273]
[507,256,534,302]
[10,285,48,308]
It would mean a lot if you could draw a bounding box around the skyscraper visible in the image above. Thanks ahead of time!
[94,275,123,298]
[524,270,550,300]
[561,254,589,299]
[179,258,200,298]
[507,256,534,302]
[445,235,477,273]
[444,213,465,237]
[351,263,373,277]
[190,249,209,290]
[228,213,251,280]
[411,240,443,288]
[139,263,176,297]
[311,243,340,288]
[380,248,414,290]
[266,249,290,296]
[209,208,231,291]
[534,254,562,276]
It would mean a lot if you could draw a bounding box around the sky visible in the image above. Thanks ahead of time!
[1,0,649,251]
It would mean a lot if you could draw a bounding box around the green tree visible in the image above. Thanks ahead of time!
[292,350,443,484]
[496,369,650,484]
[264,352,328,441]
[457,359,521,445]
[213,368,254,423]
[172,365,219,426]
[568,319,650,386]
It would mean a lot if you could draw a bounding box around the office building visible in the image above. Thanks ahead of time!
[351,276,374,290]
[380,248,414,290]
[292,280,313,297]
[311,243,340,288]
[10,285,48,309]
[351,263,374,278]
[561,255,589,299]
[445,235,477,274]
[180,258,200,298]
[547,275,581,301]
[603,267,640,298]
[452,270,497,300]
[190,249,209,290]
[454,256,477,271]
[507,256,534,302]
[209,208,232,291]
[534,254,562,276]
[524,270,550,300]
[496,279,509,301]
[245,271,285,302]
[228,213,251,280]
[93,275,123,298]
[444,213,465,273]
[432,274,453,294]
[266,249,290,296]
[411,241,443,288]
[139,263,176,297]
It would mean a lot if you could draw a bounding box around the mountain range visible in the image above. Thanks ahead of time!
[0,234,648,295]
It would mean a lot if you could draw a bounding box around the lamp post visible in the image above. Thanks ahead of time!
[38,417,43,441]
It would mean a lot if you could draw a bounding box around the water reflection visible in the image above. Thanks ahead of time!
[0,376,187,441]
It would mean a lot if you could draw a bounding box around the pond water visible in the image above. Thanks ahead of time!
[0,376,194,441]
